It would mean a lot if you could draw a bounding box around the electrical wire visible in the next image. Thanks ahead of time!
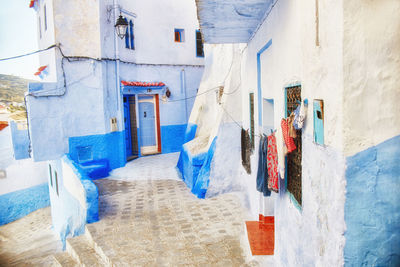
[0,44,57,62]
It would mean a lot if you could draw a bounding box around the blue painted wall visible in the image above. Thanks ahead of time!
[69,131,125,170]
[161,124,187,153]
[0,183,50,226]
[177,122,216,198]
[10,121,30,160]
[177,123,197,171]
[344,135,400,266]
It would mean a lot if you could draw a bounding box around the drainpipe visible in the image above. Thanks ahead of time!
[180,69,188,122]
[113,0,123,130]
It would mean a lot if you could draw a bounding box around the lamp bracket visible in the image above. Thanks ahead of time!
[106,4,137,23]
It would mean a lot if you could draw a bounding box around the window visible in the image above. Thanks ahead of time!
[174,29,184,42]
[44,4,47,31]
[285,85,302,207]
[196,30,204,57]
[38,16,42,39]
[54,170,59,196]
[49,164,53,187]
[125,19,135,50]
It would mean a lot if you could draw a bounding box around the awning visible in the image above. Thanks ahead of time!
[196,0,275,43]
[121,81,165,87]
[121,81,166,95]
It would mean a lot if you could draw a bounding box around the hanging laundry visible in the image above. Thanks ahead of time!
[293,100,308,130]
[281,119,296,153]
[266,134,278,192]
[256,135,271,196]
[288,113,297,138]
[276,126,286,180]
[241,128,251,174]
[267,133,279,193]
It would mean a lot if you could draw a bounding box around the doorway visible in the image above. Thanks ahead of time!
[123,95,139,161]
[138,94,161,156]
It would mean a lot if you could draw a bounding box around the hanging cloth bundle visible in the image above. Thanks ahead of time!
[267,133,279,193]
[241,128,251,174]
[256,135,271,196]
[281,119,296,153]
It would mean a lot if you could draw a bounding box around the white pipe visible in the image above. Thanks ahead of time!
[113,0,123,131]
[180,69,188,122]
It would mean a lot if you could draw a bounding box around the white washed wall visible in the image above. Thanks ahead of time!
[240,0,346,265]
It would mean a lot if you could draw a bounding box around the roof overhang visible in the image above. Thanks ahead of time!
[196,0,274,43]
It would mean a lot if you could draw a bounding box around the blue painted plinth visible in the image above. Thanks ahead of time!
[344,135,400,266]
[0,183,50,226]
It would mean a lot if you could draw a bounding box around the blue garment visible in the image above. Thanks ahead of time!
[256,135,271,196]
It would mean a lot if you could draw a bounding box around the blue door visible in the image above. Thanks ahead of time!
[139,99,156,147]
[123,97,132,157]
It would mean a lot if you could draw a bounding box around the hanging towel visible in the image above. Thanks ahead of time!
[256,135,271,196]
[276,126,286,180]
[241,128,251,174]
[281,119,296,153]
[267,133,279,193]
[293,100,308,130]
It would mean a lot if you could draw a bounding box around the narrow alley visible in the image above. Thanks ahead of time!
[0,153,273,266]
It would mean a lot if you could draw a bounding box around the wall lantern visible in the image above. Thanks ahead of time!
[115,15,128,39]
[165,88,171,98]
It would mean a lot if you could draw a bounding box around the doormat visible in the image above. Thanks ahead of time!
[245,216,274,255]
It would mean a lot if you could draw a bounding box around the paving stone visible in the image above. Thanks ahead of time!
[53,252,80,266]
[0,207,63,266]
[0,153,274,266]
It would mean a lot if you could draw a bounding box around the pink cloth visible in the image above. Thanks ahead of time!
[267,134,279,193]
[281,119,296,153]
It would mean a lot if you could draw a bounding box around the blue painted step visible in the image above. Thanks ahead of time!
[78,159,110,179]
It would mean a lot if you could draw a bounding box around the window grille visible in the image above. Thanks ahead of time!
[196,30,204,57]
[285,85,302,206]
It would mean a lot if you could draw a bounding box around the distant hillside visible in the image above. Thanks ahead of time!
[0,74,36,103]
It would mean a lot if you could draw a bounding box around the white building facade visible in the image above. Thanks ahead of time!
[178,0,400,266]
[25,0,204,243]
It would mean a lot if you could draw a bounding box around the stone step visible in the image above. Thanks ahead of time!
[85,225,113,266]
[52,252,80,266]
[66,235,109,267]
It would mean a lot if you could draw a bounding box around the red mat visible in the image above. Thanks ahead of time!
[246,216,274,255]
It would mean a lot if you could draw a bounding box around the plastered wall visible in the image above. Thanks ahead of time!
[99,0,204,66]
[240,0,346,265]
[343,0,400,265]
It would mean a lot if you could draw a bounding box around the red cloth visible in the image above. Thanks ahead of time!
[267,134,279,193]
[281,119,296,153]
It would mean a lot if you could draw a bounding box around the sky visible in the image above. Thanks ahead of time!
[0,0,39,80]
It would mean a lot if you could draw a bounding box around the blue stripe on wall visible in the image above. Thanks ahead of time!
[161,124,188,154]
[344,135,400,266]
[0,183,50,226]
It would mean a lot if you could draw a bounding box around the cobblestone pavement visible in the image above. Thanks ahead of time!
[89,152,258,266]
[0,207,62,266]
[0,153,272,266]
[91,179,253,266]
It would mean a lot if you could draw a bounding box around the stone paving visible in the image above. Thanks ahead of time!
[89,152,257,266]
[0,153,273,266]
[0,207,62,266]
[90,179,253,266]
